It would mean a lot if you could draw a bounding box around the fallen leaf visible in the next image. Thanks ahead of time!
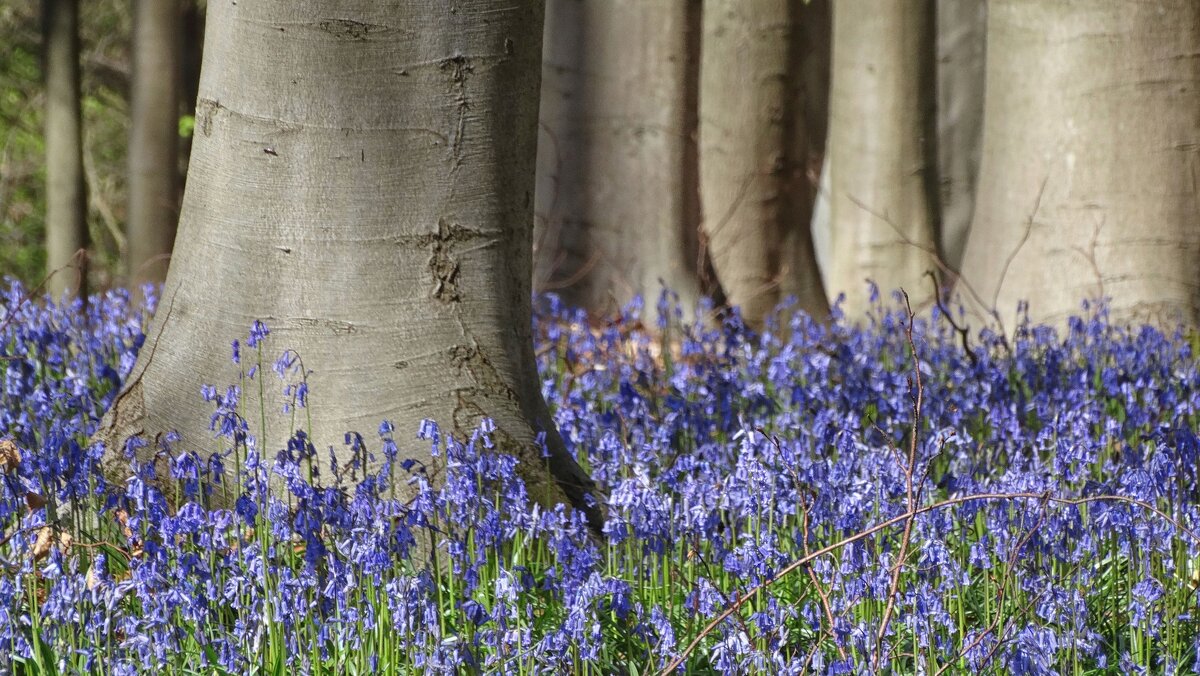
[31,527,53,561]
[0,439,19,474]
[31,527,72,562]
[24,491,46,512]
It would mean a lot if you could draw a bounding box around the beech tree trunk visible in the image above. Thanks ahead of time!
[822,0,939,314]
[960,1,1200,330]
[698,0,827,326]
[535,0,704,316]
[98,1,599,523]
[127,0,181,287]
[934,0,985,274]
[43,0,88,297]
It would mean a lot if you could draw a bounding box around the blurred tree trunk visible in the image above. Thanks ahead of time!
[934,0,985,274]
[698,0,827,326]
[822,0,938,314]
[98,1,600,526]
[178,0,204,184]
[536,0,705,317]
[127,0,180,287]
[960,1,1200,330]
[43,0,88,297]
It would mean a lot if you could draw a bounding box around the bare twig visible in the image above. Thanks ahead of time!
[926,270,979,367]
[992,175,1048,323]
[872,291,922,670]
[845,193,992,323]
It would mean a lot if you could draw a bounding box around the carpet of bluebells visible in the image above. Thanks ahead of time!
[1,280,1199,675]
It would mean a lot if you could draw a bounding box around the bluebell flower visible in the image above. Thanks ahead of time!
[246,320,270,348]
[1128,577,1164,626]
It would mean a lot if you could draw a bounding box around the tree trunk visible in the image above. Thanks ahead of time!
[178,0,205,190]
[98,1,599,525]
[536,0,705,316]
[795,0,832,169]
[698,0,827,326]
[127,0,181,287]
[934,0,985,274]
[823,0,939,314]
[960,1,1200,331]
[43,0,88,297]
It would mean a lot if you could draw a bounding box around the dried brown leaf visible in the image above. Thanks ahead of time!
[114,509,133,539]
[24,491,46,513]
[31,527,53,561]
[0,439,19,474]
[30,527,72,562]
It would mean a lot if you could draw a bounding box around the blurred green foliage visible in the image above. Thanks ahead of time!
[1,1,140,289]
[0,4,52,285]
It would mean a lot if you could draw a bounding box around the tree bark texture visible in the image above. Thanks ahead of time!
[823,0,939,315]
[43,0,88,297]
[98,1,599,522]
[536,0,705,317]
[698,0,828,326]
[127,0,181,287]
[934,0,985,274]
[960,0,1200,330]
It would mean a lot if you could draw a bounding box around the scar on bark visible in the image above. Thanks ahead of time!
[196,98,222,137]
[293,317,358,335]
[439,54,473,162]
[429,220,462,302]
[448,344,521,404]
[94,287,179,486]
[95,378,147,482]
[394,219,497,303]
[316,18,384,41]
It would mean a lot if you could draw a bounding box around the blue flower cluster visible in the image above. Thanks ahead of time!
[0,281,1198,674]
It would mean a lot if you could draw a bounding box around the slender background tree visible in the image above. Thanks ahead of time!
[42,0,88,296]
[126,0,180,288]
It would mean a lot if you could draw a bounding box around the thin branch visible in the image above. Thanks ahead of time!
[992,175,1048,325]
[926,269,979,367]
[845,192,993,324]
[872,291,922,670]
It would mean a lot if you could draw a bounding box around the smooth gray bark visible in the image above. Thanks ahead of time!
[43,0,88,297]
[960,0,1200,330]
[127,0,181,287]
[536,0,704,316]
[99,2,599,522]
[698,0,827,327]
[822,0,939,315]
[934,0,985,274]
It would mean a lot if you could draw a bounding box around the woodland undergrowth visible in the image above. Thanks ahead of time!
[0,280,1198,675]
